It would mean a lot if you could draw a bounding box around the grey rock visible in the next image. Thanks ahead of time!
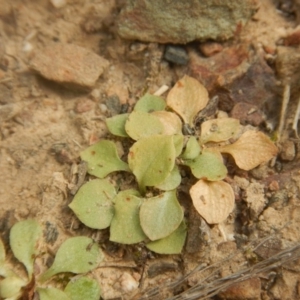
[164,45,189,65]
[117,0,258,44]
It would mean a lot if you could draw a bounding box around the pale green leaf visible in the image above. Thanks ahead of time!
[200,118,240,144]
[69,179,116,229]
[0,239,14,277]
[80,140,130,178]
[38,287,70,300]
[140,190,183,241]
[151,111,183,135]
[155,165,181,191]
[128,135,176,192]
[0,276,27,299]
[0,238,5,265]
[190,180,235,224]
[39,237,103,283]
[10,219,42,278]
[134,93,166,112]
[183,149,227,181]
[125,111,164,140]
[64,277,101,300]
[166,75,209,126]
[110,191,146,244]
[0,239,5,276]
[146,221,187,254]
[173,134,184,157]
[106,114,129,137]
[181,136,201,160]
[219,130,278,171]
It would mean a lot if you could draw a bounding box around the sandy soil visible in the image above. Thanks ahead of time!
[1,1,300,299]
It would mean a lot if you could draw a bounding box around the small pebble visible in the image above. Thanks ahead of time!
[50,0,67,8]
[99,103,108,113]
[164,45,189,65]
[199,41,223,57]
[280,140,295,161]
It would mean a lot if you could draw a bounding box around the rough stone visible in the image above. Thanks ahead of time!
[117,0,258,44]
[164,45,189,65]
[280,140,296,161]
[218,277,261,300]
[199,41,224,57]
[230,102,265,126]
[29,43,109,89]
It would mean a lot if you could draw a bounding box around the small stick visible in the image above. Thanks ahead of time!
[277,84,290,141]
[153,85,169,96]
[292,95,300,138]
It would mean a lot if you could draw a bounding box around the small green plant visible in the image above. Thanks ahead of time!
[69,75,278,254]
[0,219,102,300]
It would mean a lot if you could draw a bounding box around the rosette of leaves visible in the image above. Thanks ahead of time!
[0,220,102,300]
[70,75,277,254]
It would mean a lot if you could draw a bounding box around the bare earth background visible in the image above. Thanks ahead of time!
[1,1,300,299]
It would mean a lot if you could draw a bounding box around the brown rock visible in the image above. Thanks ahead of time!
[284,27,300,46]
[75,98,95,113]
[280,140,296,161]
[218,277,261,300]
[117,0,258,44]
[29,43,109,89]
[199,42,224,57]
[189,45,250,91]
[230,102,264,126]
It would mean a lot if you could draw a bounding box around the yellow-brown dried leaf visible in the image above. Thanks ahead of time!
[219,130,278,170]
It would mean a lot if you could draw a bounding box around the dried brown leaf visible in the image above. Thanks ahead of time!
[200,118,240,144]
[190,180,235,224]
[151,111,183,135]
[219,130,278,170]
[166,75,209,126]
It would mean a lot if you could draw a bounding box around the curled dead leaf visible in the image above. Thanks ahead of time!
[219,130,278,171]
[166,75,209,126]
[190,180,235,224]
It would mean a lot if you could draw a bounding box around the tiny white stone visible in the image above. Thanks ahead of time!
[99,103,108,113]
[50,0,67,8]
[119,273,139,292]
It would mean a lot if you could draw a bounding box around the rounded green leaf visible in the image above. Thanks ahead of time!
[125,111,164,140]
[200,118,240,144]
[80,140,130,178]
[0,276,27,299]
[110,191,146,244]
[106,114,130,137]
[134,93,166,112]
[10,219,42,278]
[146,221,187,254]
[181,136,201,160]
[184,149,227,181]
[155,165,181,191]
[39,237,103,283]
[38,287,70,300]
[128,135,176,192]
[140,190,183,241]
[69,179,116,229]
[64,277,101,300]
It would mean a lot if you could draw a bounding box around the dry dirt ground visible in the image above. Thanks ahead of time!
[1,1,300,299]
